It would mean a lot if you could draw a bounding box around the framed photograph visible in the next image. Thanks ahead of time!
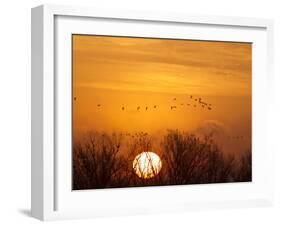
[31,4,274,221]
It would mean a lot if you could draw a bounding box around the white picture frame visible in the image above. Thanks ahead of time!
[31,4,274,221]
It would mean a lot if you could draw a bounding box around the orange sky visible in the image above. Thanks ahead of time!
[72,35,252,154]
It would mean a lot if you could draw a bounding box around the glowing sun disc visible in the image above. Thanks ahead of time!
[133,152,162,179]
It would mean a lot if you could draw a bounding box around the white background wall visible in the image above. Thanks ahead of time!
[0,0,280,225]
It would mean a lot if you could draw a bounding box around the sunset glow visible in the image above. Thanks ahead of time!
[133,152,162,179]
[72,35,252,190]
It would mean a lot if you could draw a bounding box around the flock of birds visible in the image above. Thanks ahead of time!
[74,95,250,142]
[121,131,148,139]
[74,95,213,112]
[100,130,249,141]
[170,95,213,111]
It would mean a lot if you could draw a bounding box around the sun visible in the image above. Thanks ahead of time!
[133,152,162,179]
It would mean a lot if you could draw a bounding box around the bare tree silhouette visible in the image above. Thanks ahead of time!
[73,132,124,189]
[73,130,251,190]
[162,130,237,184]
[234,150,252,182]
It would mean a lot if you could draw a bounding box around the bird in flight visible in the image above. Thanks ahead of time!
[122,107,125,110]
[190,95,193,99]
[154,105,157,108]
[171,106,177,110]
[97,104,101,107]
[137,106,140,111]
[146,106,148,110]
[173,98,177,101]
